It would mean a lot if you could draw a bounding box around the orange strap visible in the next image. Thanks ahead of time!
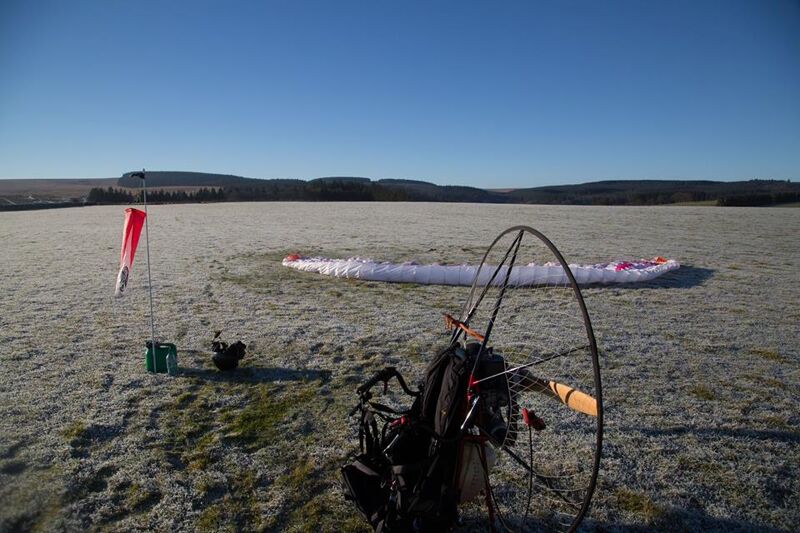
[443,314,485,342]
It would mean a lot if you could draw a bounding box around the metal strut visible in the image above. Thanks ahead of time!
[453,231,524,345]
[470,230,524,378]
[133,169,157,369]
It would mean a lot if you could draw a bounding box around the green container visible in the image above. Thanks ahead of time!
[145,342,177,373]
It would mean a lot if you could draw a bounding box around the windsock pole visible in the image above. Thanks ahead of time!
[137,169,157,365]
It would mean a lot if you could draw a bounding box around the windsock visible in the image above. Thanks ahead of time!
[115,208,146,297]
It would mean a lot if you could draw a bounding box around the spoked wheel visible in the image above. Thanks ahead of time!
[450,226,603,532]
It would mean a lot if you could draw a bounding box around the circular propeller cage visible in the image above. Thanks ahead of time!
[452,226,603,532]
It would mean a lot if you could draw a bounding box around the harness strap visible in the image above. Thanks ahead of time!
[369,401,411,416]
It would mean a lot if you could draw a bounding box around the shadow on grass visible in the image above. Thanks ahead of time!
[631,425,800,443]
[585,265,715,290]
[583,500,784,533]
[593,504,786,532]
[179,365,331,384]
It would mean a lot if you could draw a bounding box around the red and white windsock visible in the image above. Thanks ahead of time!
[115,208,146,297]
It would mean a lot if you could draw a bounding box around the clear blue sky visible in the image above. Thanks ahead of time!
[1,1,798,187]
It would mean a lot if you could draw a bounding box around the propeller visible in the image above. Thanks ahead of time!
[445,313,598,417]
[510,367,597,416]
[526,374,598,417]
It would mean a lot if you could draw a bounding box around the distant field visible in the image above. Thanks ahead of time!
[0,178,117,204]
[0,203,797,531]
[0,179,209,205]
[668,199,718,206]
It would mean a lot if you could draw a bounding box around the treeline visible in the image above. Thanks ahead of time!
[224,180,409,202]
[525,190,714,206]
[88,181,409,204]
[716,191,800,206]
[90,176,799,206]
[510,179,799,206]
[88,187,225,204]
[87,187,136,203]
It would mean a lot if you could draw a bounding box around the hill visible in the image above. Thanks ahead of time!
[113,173,501,203]
[506,179,800,206]
[377,179,509,203]
[117,171,271,188]
[2,172,798,209]
[113,173,505,203]
[111,173,798,206]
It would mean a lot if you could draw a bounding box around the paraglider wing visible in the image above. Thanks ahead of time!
[283,254,678,286]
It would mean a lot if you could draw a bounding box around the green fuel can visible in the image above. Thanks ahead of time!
[145,342,177,374]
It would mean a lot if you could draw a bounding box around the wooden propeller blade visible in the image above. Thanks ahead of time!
[443,314,485,342]
[543,380,598,417]
[518,370,597,416]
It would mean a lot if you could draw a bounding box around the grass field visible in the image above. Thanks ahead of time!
[0,202,798,531]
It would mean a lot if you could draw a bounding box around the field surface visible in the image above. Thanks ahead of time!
[0,202,798,531]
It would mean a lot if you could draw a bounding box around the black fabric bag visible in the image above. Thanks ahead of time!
[411,345,471,527]
[342,343,474,532]
[341,457,390,529]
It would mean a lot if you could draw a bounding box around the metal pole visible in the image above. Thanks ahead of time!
[139,169,157,369]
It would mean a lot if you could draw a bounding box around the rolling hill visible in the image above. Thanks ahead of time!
[1,171,797,209]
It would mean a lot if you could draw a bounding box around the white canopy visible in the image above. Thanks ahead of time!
[282,255,679,286]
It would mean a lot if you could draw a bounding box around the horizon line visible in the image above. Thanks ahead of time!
[0,174,793,190]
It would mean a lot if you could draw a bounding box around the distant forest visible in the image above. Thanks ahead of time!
[9,172,794,209]
[505,179,799,206]
[92,173,800,207]
[716,191,800,207]
[88,187,226,204]
[88,180,408,204]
